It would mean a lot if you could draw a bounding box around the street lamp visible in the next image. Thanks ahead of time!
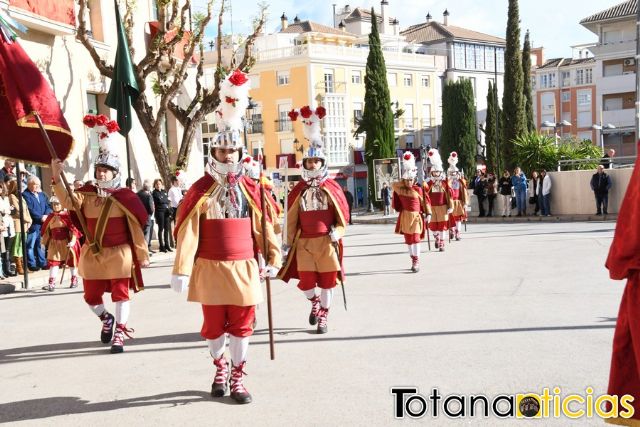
[541,119,572,146]
[592,123,616,152]
[242,97,258,159]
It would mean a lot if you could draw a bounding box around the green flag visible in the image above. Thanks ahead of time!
[105,0,139,136]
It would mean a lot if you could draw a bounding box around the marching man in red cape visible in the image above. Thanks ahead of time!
[278,104,350,334]
[446,152,468,241]
[422,149,453,252]
[40,195,82,291]
[605,143,640,424]
[171,70,281,404]
[392,151,431,272]
[51,114,150,354]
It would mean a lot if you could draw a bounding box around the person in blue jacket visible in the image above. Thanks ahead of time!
[22,176,52,271]
[510,167,528,217]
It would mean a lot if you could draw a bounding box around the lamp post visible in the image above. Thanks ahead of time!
[592,123,616,153]
[541,119,572,146]
[242,97,258,159]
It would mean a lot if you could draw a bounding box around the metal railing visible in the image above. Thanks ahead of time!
[557,155,636,171]
[246,120,263,134]
[275,119,293,132]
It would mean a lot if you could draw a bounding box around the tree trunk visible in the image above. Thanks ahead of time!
[133,107,172,185]
[176,111,204,170]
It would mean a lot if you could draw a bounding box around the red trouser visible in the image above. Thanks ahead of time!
[201,304,256,339]
[83,278,130,306]
[607,272,640,421]
[297,271,338,291]
[48,259,76,268]
[404,233,421,244]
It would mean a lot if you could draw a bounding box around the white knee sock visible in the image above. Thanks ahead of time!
[115,301,130,324]
[70,267,77,277]
[303,288,316,299]
[90,304,106,317]
[410,243,420,257]
[456,221,461,231]
[229,335,249,365]
[49,265,59,280]
[207,335,227,359]
[320,288,334,309]
[407,245,412,256]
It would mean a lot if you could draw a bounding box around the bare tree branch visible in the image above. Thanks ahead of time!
[75,0,113,78]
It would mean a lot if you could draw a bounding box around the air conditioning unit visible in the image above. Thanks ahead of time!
[624,58,635,66]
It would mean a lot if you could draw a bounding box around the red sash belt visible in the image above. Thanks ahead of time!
[300,209,335,238]
[450,188,460,200]
[399,195,421,211]
[197,218,254,261]
[50,227,68,240]
[430,192,446,205]
[86,217,129,247]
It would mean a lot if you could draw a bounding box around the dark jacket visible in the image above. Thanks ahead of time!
[22,189,52,232]
[344,190,354,208]
[471,176,487,197]
[381,186,392,205]
[152,189,170,212]
[498,176,512,196]
[590,172,612,195]
[137,190,154,216]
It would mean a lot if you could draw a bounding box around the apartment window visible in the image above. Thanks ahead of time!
[466,44,476,69]
[404,103,414,129]
[454,43,465,69]
[277,103,292,132]
[277,70,290,85]
[549,73,556,88]
[577,111,592,128]
[604,63,623,77]
[353,102,363,124]
[351,70,361,84]
[486,47,495,71]
[405,135,415,149]
[541,92,555,112]
[422,133,432,148]
[280,138,294,154]
[561,71,570,87]
[541,74,548,89]
[475,45,485,70]
[421,75,430,87]
[496,48,505,73]
[403,73,413,87]
[422,104,432,128]
[324,69,335,93]
[576,69,584,85]
[585,68,593,84]
[561,91,570,102]
[577,90,591,106]
[387,72,397,86]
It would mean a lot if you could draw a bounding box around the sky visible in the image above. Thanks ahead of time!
[191,0,617,60]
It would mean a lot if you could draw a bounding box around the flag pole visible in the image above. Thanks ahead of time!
[14,161,28,289]
[121,81,133,183]
[33,112,100,254]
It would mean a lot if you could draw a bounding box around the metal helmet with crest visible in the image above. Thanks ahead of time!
[208,69,251,178]
[82,114,122,189]
[427,148,444,176]
[288,105,328,184]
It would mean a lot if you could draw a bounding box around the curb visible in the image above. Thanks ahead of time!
[352,214,618,225]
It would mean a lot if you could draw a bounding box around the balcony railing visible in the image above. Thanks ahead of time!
[246,120,263,134]
[275,119,293,132]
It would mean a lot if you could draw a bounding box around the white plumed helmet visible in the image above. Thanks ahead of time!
[401,151,418,180]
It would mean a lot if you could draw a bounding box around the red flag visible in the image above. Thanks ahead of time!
[0,35,74,165]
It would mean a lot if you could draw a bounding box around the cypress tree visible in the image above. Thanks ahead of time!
[502,0,526,169]
[522,30,535,133]
[485,81,498,173]
[354,9,395,206]
[440,79,477,176]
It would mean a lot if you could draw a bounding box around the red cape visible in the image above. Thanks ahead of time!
[41,211,82,264]
[606,143,640,280]
[279,178,349,284]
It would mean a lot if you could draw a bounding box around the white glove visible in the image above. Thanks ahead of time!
[329,229,339,243]
[425,214,431,223]
[67,241,75,248]
[447,208,453,214]
[171,274,190,293]
[261,265,279,280]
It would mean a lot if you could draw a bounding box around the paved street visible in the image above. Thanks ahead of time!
[0,221,622,425]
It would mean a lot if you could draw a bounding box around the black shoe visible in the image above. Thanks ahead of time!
[28,266,40,272]
[166,247,173,252]
[603,211,608,215]
[595,212,602,216]
[100,312,115,344]
[502,215,506,218]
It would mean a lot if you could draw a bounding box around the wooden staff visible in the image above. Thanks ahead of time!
[258,146,275,360]
[33,112,99,254]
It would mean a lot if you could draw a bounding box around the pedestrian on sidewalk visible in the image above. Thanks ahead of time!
[530,171,540,216]
[7,175,30,275]
[423,149,452,252]
[0,181,13,277]
[167,175,183,248]
[511,167,528,216]
[22,176,51,272]
[51,116,150,354]
[471,169,487,217]
[485,172,497,217]
[278,104,350,335]
[152,178,171,253]
[381,182,392,216]
[447,152,467,240]
[40,196,81,291]
[591,165,612,215]
[343,186,354,225]
[137,179,155,253]
[498,170,512,217]
[393,152,430,272]
[171,71,281,404]
[538,170,552,216]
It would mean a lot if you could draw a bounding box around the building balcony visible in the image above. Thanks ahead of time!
[602,108,635,128]
[421,118,436,128]
[588,39,636,58]
[598,72,636,95]
[275,119,293,132]
[246,120,263,134]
